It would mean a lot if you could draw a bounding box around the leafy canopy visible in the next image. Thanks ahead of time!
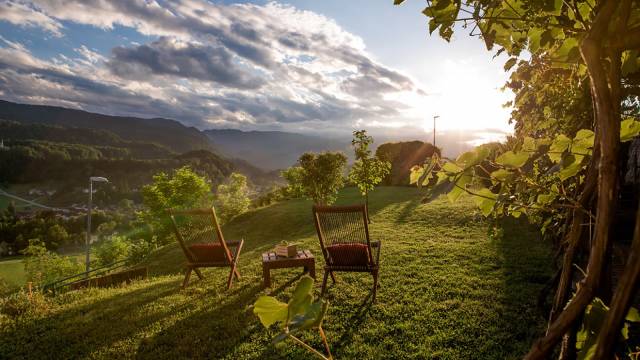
[349,130,391,198]
[295,152,347,205]
[215,172,251,224]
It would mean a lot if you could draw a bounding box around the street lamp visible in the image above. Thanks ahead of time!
[432,115,440,148]
[85,176,109,275]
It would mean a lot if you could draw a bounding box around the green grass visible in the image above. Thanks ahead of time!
[0,187,553,359]
[0,257,26,291]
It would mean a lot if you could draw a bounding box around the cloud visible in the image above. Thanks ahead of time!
[0,1,62,36]
[107,37,265,89]
[0,0,428,133]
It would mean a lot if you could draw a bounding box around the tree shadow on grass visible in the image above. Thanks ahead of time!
[1,279,183,359]
[487,217,554,357]
[134,282,266,359]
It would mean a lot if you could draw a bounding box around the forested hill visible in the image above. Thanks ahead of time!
[0,100,213,154]
[204,129,350,170]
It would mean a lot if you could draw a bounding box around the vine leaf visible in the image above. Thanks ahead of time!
[620,118,640,142]
[472,188,497,216]
[254,296,288,328]
[495,151,529,168]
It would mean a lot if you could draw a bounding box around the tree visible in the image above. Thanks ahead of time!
[46,224,69,249]
[281,166,305,198]
[296,152,347,205]
[349,130,391,219]
[215,172,251,224]
[395,0,640,358]
[140,166,211,241]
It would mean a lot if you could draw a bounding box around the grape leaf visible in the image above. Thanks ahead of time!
[495,151,529,168]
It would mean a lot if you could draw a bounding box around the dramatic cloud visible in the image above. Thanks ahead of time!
[0,0,428,133]
[108,37,265,89]
[0,1,62,36]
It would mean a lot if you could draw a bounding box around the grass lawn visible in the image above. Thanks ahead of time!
[0,187,553,359]
[0,257,26,291]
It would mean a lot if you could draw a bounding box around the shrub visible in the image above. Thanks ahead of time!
[0,288,50,318]
[21,239,84,286]
[127,236,158,265]
[93,235,131,266]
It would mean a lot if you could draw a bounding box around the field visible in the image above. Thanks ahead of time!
[0,257,26,291]
[0,187,553,359]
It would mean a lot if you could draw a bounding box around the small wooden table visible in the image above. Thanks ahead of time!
[262,250,316,288]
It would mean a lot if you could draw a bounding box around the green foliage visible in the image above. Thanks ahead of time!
[93,235,131,266]
[375,141,439,185]
[576,298,640,360]
[348,130,391,201]
[296,152,347,205]
[281,166,306,198]
[140,166,211,241]
[411,119,640,240]
[0,288,50,318]
[254,275,330,358]
[215,173,251,224]
[20,239,84,286]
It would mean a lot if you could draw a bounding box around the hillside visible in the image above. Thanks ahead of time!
[0,187,552,359]
[204,129,350,170]
[0,100,214,154]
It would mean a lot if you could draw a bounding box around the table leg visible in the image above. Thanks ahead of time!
[263,265,271,288]
[308,260,316,280]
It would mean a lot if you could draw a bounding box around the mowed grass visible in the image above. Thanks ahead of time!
[0,257,26,291]
[0,187,553,359]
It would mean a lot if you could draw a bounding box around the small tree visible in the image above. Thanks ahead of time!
[281,166,305,198]
[349,130,391,220]
[215,172,251,224]
[140,166,211,242]
[296,152,347,205]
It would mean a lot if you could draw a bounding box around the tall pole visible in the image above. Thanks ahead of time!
[85,179,93,276]
[433,115,440,148]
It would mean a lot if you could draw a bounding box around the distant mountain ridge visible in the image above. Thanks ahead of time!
[0,100,213,154]
[204,128,349,170]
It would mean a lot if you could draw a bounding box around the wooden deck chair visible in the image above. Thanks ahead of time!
[167,207,243,289]
[312,204,381,302]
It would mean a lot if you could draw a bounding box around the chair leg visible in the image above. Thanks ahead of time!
[182,268,193,288]
[320,270,329,297]
[194,268,204,280]
[330,271,337,284]
[227,263,238,290]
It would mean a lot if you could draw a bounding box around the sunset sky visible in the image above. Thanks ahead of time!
[0,0,513,146]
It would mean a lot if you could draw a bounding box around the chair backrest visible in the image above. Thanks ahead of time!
[167,207,233,264]
[312,204,373,266]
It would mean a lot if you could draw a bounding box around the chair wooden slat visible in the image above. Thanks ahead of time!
[168,206,243,289]
[312,204,381,302]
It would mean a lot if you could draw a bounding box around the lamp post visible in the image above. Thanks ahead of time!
[432,115,440,148]
[86,176,109,275]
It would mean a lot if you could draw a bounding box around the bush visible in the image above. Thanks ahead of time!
[0,288,50,318]
[127,236,158,265]
[93,235,131,266]
[21,239,84,286]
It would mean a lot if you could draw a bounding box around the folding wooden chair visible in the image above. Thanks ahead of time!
[167,207,243,289]
[312,204,381,302]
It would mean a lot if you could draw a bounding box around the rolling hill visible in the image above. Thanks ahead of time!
[204,129,350,170]
[0,100,214,154]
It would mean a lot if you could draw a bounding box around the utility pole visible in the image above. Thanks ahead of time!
[86,176,109,276]
[433,115,440,148]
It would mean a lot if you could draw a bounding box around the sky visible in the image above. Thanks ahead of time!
[0,0,514,151]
